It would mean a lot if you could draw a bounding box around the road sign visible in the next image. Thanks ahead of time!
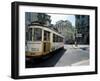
[76,33,82,37]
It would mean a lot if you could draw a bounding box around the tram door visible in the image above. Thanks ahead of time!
[43,30,50,55]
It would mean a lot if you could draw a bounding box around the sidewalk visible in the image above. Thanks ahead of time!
[64,44,89,50]
[72,45,89,48]
[71,59,89,66]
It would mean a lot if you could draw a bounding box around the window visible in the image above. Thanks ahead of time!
[53,34,55,42]
[34,28,42,41]
[25,32,29,41]
[44,31,50,41]
[55,35,58,42]
[82,15,85,18]
[58,36,60,42]
[58,36,62,42]
[28,28,32,41]
[53,34,63,42]
[60,37,63,42]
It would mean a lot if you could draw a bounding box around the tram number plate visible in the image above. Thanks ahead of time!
[31,48,39,51]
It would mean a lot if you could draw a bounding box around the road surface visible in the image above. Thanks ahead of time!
[26,45,89,68]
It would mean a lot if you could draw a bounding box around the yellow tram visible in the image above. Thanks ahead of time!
[25,24,64,59]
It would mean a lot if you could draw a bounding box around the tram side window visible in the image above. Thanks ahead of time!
[53,34,55,42]
[28,28,32,41]
[56,35,58,42]
[25,32,28,41]
[55,35,58,42]
[44,31,50,41]
[60,37,63,42]
[59,37,62,42]
[61,37,63,42]
[58,36,61,42]
[53,34,59,42]
[58,36,60,42]
[58,37,60,42]
[53,34,63,42]
[54,35,57,42]
[34,28,42,41]
[57,36,63,42]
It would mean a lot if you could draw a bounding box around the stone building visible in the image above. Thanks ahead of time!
[54,20,75,44]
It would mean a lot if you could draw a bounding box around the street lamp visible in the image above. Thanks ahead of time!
[75,28,78,47]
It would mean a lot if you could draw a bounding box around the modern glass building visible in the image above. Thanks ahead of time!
[75,15,89,44]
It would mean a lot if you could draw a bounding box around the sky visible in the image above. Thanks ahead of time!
[48,14,75,27]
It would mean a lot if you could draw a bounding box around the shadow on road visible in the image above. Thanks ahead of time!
[26,49,66,68]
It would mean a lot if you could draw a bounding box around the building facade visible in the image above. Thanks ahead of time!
[55,20,75,44]
[75,15,89,44]
[25,12,51,28]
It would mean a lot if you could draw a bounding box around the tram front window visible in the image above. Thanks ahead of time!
[34,28,42,41]
[28,28,32,41]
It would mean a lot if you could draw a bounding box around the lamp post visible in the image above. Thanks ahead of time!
[75,28,78,47]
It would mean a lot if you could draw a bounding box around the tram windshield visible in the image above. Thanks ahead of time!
[28,28,32,41]
[34,28,42,41]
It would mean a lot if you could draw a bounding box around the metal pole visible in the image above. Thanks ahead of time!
[75,29,78,47]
